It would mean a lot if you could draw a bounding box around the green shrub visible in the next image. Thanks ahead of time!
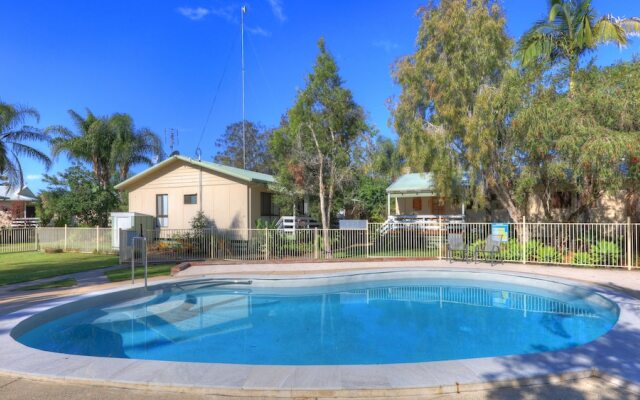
[524,240,543,261]
[499,239,522,261]
[572,251,594,266]
[536,245,561,263]
[590,241,620,266]
[468,239,487,259]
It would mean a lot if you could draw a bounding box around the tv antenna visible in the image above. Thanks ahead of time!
[165,128,179,155]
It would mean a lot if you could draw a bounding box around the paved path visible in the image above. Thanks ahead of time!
[0,373,637,399]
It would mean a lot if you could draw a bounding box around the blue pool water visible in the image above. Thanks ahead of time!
[16,275,618,365]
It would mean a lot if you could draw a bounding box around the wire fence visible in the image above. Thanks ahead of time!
[0,226,115,255]
[0,222,637,270]
[116,221,640,269]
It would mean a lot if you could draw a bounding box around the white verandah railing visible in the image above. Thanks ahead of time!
[117,221,640,269]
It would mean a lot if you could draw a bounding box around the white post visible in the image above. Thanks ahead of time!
[314,227,319,260]
[438,216,442,260]
[96,225,100,253]
[64,224,68,252]
[365,221,370,259]
[522,216,526,264]
[628,216,632,270]
[264,227,269,261]
[35,226,39,251]
[387,194,391,218]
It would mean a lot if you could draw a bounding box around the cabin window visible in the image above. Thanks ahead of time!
[551,192,571,209]
[261,192,279,216]
[412,197,422,211]
[184,194,197,205]
[156,194,168,227]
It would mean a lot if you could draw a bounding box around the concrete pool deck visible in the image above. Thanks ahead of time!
[1,260,640,398]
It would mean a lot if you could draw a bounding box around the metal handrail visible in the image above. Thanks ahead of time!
[131,236,148,289]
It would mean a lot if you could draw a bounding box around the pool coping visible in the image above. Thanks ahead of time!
[1,267,640,397]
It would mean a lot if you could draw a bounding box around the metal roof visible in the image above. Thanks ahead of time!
[114,155,275,190]
[0,185,37,202]
[386,173,436,194]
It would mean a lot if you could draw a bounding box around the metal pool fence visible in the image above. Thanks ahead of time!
[117,220,640,269]
[0,226,115,255]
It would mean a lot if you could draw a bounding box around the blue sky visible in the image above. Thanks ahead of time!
[2,0,639,193]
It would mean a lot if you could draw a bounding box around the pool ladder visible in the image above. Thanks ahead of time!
[131,237,148,289]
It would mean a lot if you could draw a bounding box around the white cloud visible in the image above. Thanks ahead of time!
[210,5,236,23]
[177,6,211,21]
[26,174,42,181]
[268,0,286,22]
[178,5,270,36]
[372,39,399,53]
[246,26,271,37]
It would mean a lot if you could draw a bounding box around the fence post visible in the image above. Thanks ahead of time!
[35,226,39,251]
[96,226,100,253]
[64,224,68,252]
[264,227,269,261]
[365,221,370,259]
[314,227,319,260]
[628,216,633,271]
[438,217,442,260]
[522,216,526,264]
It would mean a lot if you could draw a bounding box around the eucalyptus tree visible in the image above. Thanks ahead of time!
[516,0,640,92]
[109,113,163,181]
[270,39,372,253]
[214,121,273,174]
[0,101,51,188]
[392,0,513,217]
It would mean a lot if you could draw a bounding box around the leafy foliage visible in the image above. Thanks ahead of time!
[190,210,210,230]
[0,101,51,188]
[270,38,372,246]
[38,166,120,227]
[516,0,640,91]
[392,0,512,214]
[48,109,162,187]
[0,209,12,228]
[214,120,273,174]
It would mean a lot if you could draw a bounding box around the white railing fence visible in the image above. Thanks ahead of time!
[0,226,115,255]
[117,221,640,269]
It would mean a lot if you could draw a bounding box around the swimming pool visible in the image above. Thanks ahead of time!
[14,270,618,365]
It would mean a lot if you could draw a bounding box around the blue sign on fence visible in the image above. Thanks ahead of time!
[491,223,509,242]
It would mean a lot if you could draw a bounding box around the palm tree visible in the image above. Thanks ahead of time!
[0,101,51,188]
[516,0,640,92]
[109,113,164,182]
[48,109,116,189]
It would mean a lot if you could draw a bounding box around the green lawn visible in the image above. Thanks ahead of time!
[14,278,78,291]
[0,252,119,286]
[105,264,175,282]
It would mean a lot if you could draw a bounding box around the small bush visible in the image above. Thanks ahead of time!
[524,240,543,261]
[590,241,620,266]
[536,245,561,263]
[572,251,594,266]
[499,239,521,261]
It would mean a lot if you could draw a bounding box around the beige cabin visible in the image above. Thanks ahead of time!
[114,155,278,230]
[386,173,465,223]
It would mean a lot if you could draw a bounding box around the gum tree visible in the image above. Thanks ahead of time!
[392,0,514,217]
[270,39,372,254]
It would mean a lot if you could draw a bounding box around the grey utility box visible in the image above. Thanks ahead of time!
[110,212,155,249]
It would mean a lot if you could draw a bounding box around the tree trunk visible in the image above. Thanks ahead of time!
[318,168,331,258]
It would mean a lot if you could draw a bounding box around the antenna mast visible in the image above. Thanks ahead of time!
[241,5,247,169]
